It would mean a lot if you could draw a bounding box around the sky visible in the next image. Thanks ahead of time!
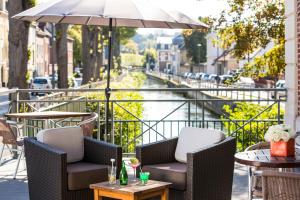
[37,0,227,35]
[137,0,227,35]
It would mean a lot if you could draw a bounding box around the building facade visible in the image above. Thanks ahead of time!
[285,0,299,131]
[0,0,8,87]
[156,37,180,75]
[206,32,239,75]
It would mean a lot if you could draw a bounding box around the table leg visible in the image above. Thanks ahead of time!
[161,188,169,200]
[94,190,99,200]
[248,166,252,200]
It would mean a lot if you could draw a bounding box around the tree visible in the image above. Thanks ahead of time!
[123,40,138,54]
[183,30,207,64]
[68,25,82,68]
[82,26,100,84]
[182,17,213,65]
[143,48,157,68]
[8,0,35,98]
[110,27,137,70]
[216,0,285,81]
[56,24,69,88]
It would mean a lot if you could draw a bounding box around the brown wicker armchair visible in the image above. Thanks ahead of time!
[262,171,300,200]
[24,137,122,200]
[136,137,236,200]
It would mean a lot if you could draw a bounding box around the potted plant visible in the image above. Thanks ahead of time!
[264,124,295,157]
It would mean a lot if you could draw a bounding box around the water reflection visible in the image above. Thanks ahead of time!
[140,78,218,143]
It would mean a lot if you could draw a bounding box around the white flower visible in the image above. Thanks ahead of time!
[264,124,294,142]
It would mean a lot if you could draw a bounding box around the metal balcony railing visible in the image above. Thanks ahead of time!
[2,87,287,154]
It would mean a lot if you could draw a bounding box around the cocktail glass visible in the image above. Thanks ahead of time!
[129,162,140,182]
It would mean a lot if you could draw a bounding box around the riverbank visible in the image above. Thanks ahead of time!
[145,72,228,116]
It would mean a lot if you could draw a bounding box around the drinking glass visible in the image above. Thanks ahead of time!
[140,172,150,185]
[129,162,140,182]
[108,166,116,185]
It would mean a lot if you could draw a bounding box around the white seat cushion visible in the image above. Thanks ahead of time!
[37,126,84,163]
[175,127,226,163]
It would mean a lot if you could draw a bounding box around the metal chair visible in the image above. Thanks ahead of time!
[0,119,25,179]
[77,112,98,137]
[245,142,271,200]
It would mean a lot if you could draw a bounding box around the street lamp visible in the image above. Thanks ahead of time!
[197,44,202,73]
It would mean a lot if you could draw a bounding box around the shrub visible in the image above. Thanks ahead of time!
[222,102,285,151]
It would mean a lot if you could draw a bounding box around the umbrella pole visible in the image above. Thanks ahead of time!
[105,18,113,141]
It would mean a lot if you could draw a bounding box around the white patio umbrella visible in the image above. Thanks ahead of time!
[13,0,208,135]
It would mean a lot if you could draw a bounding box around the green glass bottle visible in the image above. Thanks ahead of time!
[119,161,128,185]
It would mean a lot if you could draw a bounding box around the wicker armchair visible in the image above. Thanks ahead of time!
[262,171,300,200]
[136,137,236,200]
[78,113,98,137]
[24,137,122,200]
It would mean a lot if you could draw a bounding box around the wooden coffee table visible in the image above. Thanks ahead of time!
[90,180,172,200]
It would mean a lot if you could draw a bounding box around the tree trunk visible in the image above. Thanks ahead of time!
[95,30,104,81]
[82,26,99,84]
[113,28,121,71]
[8,0,33,99]
[56,24,69,88]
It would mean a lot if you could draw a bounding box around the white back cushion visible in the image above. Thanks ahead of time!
[175,127,226,163]
[37,126,84,163]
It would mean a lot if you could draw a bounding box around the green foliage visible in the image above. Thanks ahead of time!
[143,48,157,67]
[68,25,82,67]
[182,17,210,64]
[222,102,284,151]
[121,53,143,67]
[123,40,138,54]
[243,42,285,82]
[86,72,146,152]
[216,0,285,80]
[26,0,36,8]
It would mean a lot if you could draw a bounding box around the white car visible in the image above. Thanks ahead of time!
[31,77,52,96]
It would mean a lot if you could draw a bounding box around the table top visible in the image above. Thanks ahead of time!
[5,111,91,119]
[90,180,171,195]
[235,149,300,168]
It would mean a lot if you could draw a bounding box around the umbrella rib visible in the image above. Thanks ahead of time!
[36,16,44,22]
[141,20,146,28]
[57,16,66,24]
[86,16,92,25]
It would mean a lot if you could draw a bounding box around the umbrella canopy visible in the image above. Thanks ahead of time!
[13,0,208,138]
[13,0,208,29]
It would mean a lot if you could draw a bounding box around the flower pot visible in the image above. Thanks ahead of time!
[270,139,295,157]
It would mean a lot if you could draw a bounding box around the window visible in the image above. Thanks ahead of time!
[157,44,161,49]
[165,44,169,50]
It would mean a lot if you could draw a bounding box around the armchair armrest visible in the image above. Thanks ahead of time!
[186,137,236,200]
[136,138,178,166]
[24,137,67,200]
[83,137,122,175]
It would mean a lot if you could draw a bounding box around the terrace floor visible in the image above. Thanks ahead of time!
[0,150,250,200]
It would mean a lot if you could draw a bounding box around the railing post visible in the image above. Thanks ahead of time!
[111,102,115,144]
[97,102,101,140]
[188,101,191,127]
[202,102,205,128]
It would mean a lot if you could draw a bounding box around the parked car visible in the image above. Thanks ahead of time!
[195,73,205,80]
[187,73,194,79]
[271,80,286,99]
[236,77,255,88]
[183,72,189,78]
[190,73,197,79]
[208,74,218,82]
[201,73,210,81]
[31,77,52,96]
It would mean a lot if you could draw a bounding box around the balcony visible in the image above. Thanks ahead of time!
[0,86,286,199]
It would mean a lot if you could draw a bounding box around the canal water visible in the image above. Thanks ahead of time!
[140,78,219,143]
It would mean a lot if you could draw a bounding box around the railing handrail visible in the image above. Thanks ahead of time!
[12,87,287,93]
